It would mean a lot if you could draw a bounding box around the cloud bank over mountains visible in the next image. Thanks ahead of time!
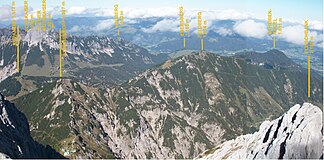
[0,5,322,47]
[72,7,323,47]
[69,7,323,47]
[233,20,267,39]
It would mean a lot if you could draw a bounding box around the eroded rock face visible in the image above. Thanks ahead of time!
[0,93,4,101]
[198,103,323,159]
[0,93,64,159]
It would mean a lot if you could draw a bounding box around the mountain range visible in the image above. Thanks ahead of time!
[0,28,167,99]
[0,25,322,159]
[1,17,322,71]
[10,50,322,158]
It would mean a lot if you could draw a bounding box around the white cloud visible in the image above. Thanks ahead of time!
[184,17,214,36]
[63,7,251,21]
[280,25,304,45]
[69,25,82,32]
[215,27,233,36]
[94,19,114,31]
[123,8,250,20]
[0,5,11,20]
[308,20,323,31]
[0,5,28,20]
[309,31,323,44]
[92,7,180,19]
[0,4,257,22]
[233,20,267,39]
[142,16,214,34]
[68,19,114,32]
[124,19,138,24]
[126,7,178,19]
[142,19,179,33]
[278,19,323,31]
[67,6,87,15]
[204,9,251,20]
[280,25,323,46]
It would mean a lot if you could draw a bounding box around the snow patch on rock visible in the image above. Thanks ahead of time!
[0,62,17,83]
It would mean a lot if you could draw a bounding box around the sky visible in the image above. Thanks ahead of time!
[0,0,323,22]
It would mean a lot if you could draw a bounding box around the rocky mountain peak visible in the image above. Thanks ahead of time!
[197,103,323,159]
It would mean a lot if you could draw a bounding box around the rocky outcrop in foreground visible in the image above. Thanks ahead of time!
[197,103,323,159]
[0,93,64,159]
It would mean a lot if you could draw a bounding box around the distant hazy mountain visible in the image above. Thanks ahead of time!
[3,17,322,53]
[1,17,322,71]
[197,103,322,159]
[13,50,322,158]
[0,92,64,159]
[0,28,167,98]
[52,17,324,72]
[234,49,300,70]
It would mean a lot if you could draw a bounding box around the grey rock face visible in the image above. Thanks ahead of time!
[0,93,4,101]
[197,103,323,159]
